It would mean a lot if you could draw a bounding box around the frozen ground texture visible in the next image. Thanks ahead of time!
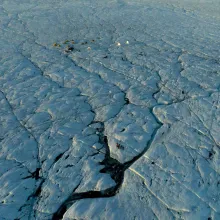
[0,0,220,219]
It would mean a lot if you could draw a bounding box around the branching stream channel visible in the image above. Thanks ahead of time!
[52,117,161,219]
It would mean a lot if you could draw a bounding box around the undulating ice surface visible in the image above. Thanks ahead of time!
[0,0,219,219]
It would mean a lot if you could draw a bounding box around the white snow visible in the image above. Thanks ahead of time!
[0,0,219,219]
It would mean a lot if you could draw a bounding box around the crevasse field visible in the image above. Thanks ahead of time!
[0,0,220,219]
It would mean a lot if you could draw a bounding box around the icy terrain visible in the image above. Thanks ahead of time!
[0,0,220,219]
